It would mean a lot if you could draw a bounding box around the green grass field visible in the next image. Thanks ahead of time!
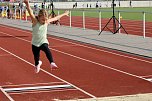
[53,7,152,21]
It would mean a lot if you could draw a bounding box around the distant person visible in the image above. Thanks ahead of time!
[12,4,16,19]
[41,2,44,9]
[90,4,91,8]
[50,1,54,10]
[130,0,132,7]
[75,2,77,8]
[13,4,15,9]
[24,0,69,73]
[73,4,75,8]
[73,2,77,8]
[100,3,102,8]
[7,6,10,18]
[96,1,99,8]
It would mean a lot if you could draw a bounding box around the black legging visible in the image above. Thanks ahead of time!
[32,43,54,66]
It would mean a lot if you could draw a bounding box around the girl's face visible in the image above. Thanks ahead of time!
[38,15,47,24]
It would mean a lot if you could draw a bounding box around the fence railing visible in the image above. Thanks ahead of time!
[58,9,152,38]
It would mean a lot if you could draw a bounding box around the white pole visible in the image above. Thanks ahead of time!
[143,12,146,38]
[20,0,23,20]
[58,10,60,26]
[70,11,72,27]
[83,11,85,30]
[25,9,27,21]
[99,11,101,31]
[118,11,121,33]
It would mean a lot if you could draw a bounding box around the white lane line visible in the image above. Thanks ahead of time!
[140,75,152,82]
[0,46,96,98]
[146,78,152,82]
[4,84,73,93]
[51,45,79,48]
[0,25,152,64]
[0,87,14,101]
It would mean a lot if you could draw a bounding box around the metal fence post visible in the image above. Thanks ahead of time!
[143,12,146,38]
[83,11,85,29]
[99,11,101,31]
[25,10,27,21]
[58,10,60,26]
[70,11,72,27]
[118,11,121,33]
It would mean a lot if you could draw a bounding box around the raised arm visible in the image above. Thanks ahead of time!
[47,10,69,24]
[24,0,37,24]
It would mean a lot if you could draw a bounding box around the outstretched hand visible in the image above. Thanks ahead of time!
[64,10,70,16]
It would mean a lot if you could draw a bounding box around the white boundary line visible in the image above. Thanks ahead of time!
[146,78,152,81]
[0,87,14,101]
[51,45,79,48]
[0,24,152,64]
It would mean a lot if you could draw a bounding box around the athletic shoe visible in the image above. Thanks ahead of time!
[50,62,58,70]
[35,61,42,73]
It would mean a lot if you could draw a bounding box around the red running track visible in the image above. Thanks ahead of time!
[0,25,152,100]
[25,16,152,37]
[60,16,152,37]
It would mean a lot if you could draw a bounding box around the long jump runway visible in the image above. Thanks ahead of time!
[0,25,152,101]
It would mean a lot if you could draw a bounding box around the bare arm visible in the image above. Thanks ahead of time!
[24,0,37,25]
[47,11,69,24]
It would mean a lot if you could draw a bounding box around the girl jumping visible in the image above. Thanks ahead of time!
[24,0,69,73]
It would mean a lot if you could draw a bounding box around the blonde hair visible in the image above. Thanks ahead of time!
[38,9,48,19]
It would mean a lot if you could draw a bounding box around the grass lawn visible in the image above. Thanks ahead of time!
[53,7,152,21]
